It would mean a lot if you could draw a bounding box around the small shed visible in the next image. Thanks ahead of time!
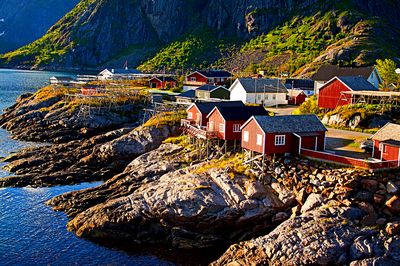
[206,105,268,140]
[149,76,177,89]
[195,85,230,100]
[176,90,196,104]
[371,123,400,164]
[287,89,307,105]
[241,115,327,155]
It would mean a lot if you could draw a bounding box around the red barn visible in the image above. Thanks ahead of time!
[183,70,232,90]
[287,89,307,105]
[149,77,177,89]
[206,106,268,140]
[318,76,378,109]
[184,101,244,128]
[371,123,400,165]
[241,115,327,155]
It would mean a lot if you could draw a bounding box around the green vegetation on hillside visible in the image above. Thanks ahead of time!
[0,0,96,66]
[138,30,234,72]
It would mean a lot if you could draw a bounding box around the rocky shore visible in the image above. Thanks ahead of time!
[1,88,399,264]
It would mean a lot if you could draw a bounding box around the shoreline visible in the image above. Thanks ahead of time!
[0,83,399,265]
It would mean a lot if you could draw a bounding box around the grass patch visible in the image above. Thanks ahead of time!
[142,111,186,128]
[192,153,250,178]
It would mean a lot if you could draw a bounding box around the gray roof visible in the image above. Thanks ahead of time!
[177,90,196,99]
[372,123,400,142]
[196,85,225,91]
[285,79,314,90]
[194,101,245,114]
[236,78,288,93]
[253,115,327,133]
[312,65,376,81]
[197,70,232,78]
[338,76,378,92]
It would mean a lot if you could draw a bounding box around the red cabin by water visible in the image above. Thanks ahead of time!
[371,123,400,165]
[206,105,268,140]
[318,76,378,109]
[241,115,327,155]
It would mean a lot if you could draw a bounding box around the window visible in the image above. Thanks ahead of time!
[190,77,196,81]
[196,113,201,122]
[272,95,276,100]
[257,134,263,146]
[233,124,241,132]
[275,135,286,146]
[379,143,383,151]
[243,131,249,142]
[209,121,214,131]
[219,123,225,132]
[188,112,193,119]
[258,94,262,100]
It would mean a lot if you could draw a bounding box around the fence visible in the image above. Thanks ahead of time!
[300,149,399,170]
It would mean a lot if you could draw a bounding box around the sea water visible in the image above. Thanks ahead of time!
[0,69,172,265]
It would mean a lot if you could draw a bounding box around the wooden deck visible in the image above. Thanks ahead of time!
[181,119,215,139]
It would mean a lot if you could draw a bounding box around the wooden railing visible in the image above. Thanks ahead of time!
[300,149,399,170]
[181,119,215,139]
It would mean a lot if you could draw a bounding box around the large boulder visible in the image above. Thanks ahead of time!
[65,164,284,249]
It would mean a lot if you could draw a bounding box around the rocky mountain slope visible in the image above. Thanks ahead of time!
[0,0,79,53]
[1,0,399,75]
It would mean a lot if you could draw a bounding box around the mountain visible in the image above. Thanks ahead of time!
[1,0,400,76]
[0,0,79,53]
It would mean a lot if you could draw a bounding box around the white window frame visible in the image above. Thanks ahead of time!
[257,134,263,146]
[379,143,383,151]
[275,135,286,146]
[188,112,193,119]
[209,121,214,131]
[233,124,241,132]
[219,123,225,133]
[243,131,249,142]
[190,77,196,81]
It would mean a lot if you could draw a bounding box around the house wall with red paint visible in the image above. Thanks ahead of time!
[186,73,208,83]
[288,92,307,105]
[372,140,400,161]
[241,119,265,154]
[318,79,352,109]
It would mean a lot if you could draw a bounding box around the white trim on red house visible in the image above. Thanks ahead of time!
[319,76,354,93]
[293,133,302,155]
[206,106,227,139]
[241,116,267,155]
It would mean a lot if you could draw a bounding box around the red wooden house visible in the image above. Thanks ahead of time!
[318,76,378,109]
[287,89,307,105]
[185,101,244,128]
[206,106,268,140]
[371,123,400,165]
[241,115,327,155]
[149,76,177,89]
[183,70,232,90]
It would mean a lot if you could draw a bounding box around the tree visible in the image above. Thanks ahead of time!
[376,59,399,89]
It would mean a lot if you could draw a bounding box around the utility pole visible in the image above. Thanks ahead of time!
[254,78,257,104]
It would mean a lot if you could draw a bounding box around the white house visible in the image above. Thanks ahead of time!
[98,68,142,80]
[312,65,382,94]
[229,78,288,106]
[49,76,75,85]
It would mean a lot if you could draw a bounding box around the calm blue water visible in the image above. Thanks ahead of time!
[0,69,173,265]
